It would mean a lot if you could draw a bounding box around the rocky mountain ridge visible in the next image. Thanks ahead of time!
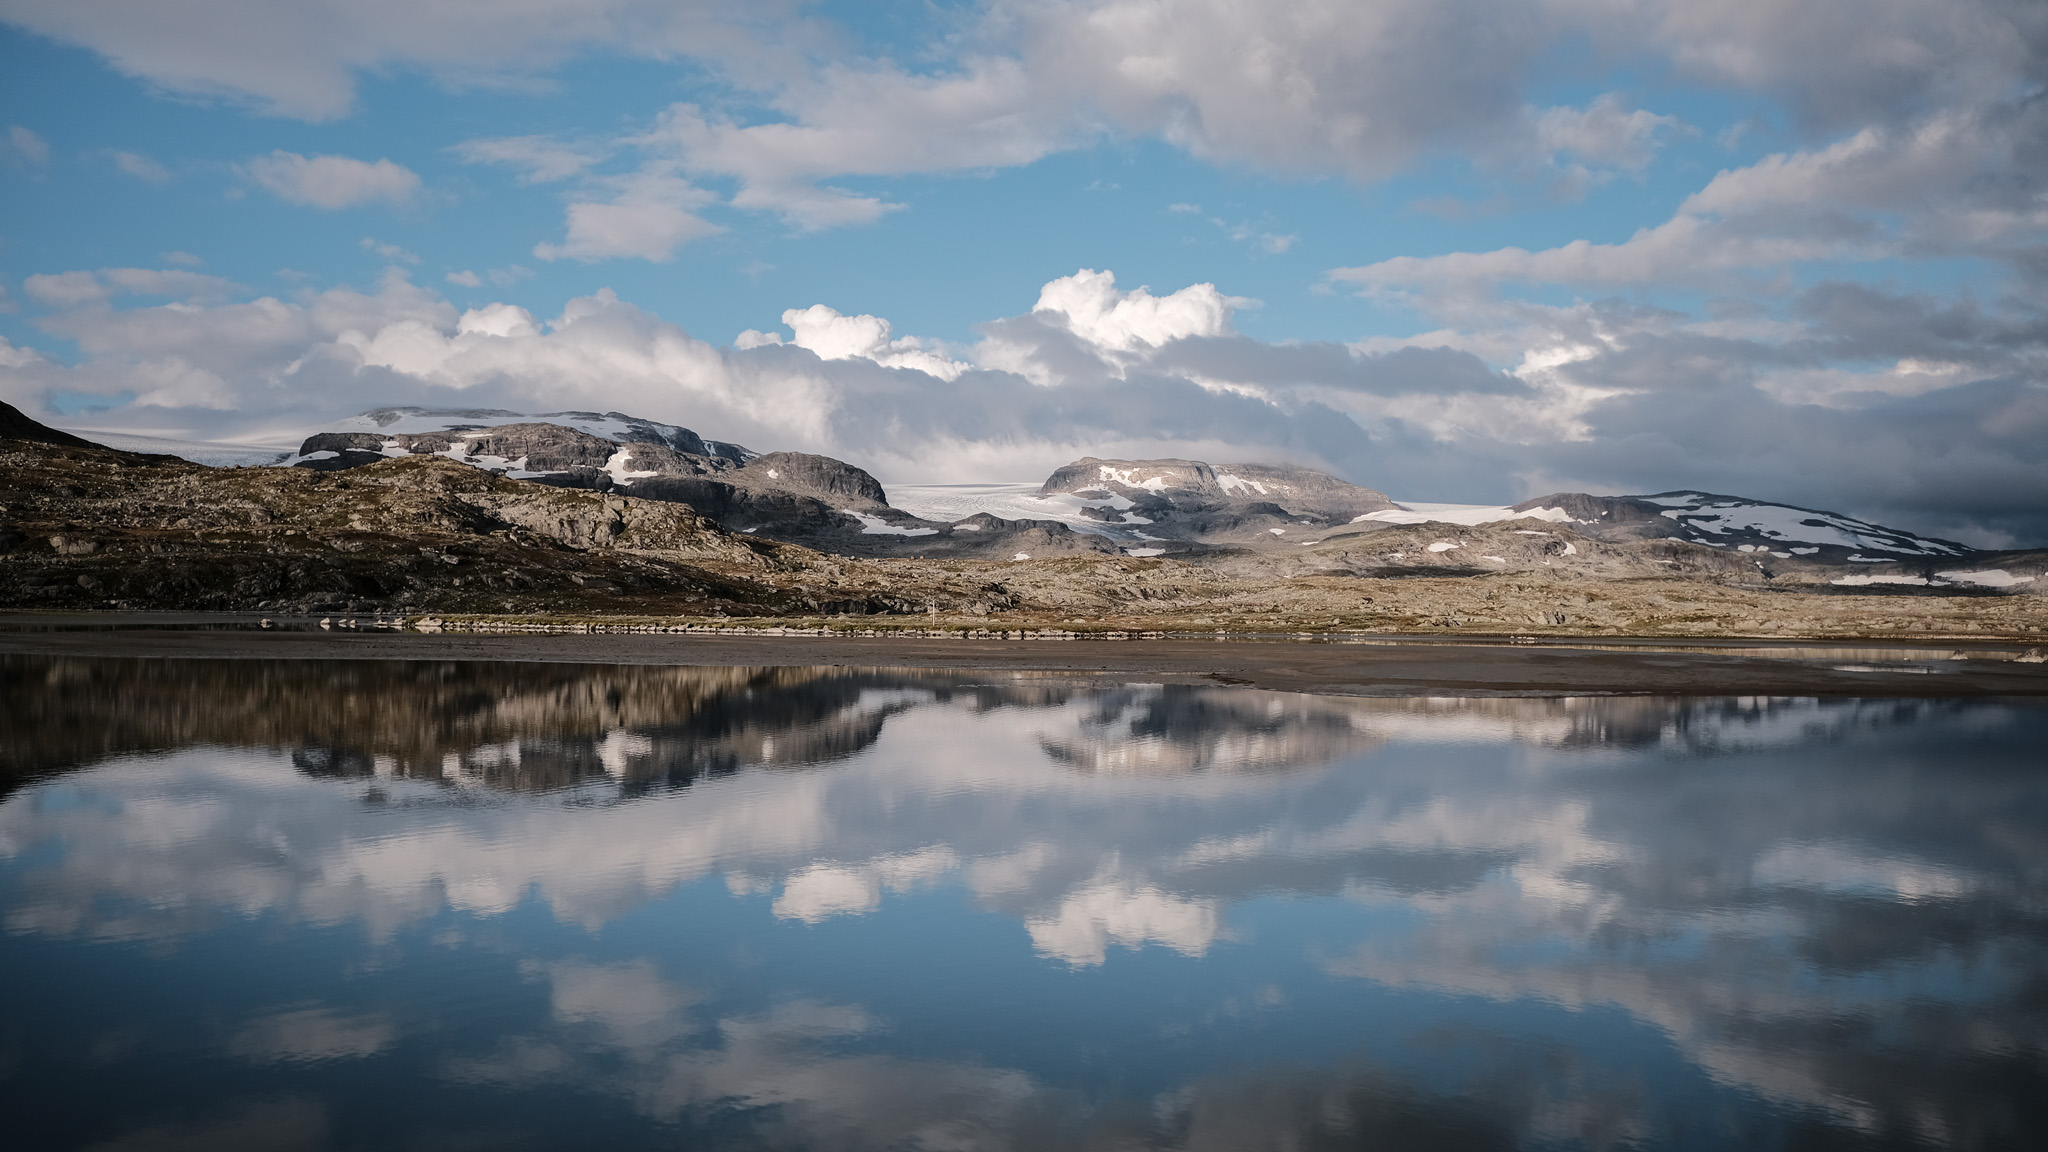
[0,401,1032,617]
[106,407,2032,591]
[6,393,2046,638]
[281,408,1116,563]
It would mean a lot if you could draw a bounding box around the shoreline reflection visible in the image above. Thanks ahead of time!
[2,656,2043,1150]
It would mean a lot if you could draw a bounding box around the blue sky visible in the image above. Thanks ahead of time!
[1,1,2044,543]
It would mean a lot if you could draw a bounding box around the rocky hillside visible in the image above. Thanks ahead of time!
[1036,456,1399,549]
[0,403,1025,617]
[282,408,1115,562]
[1010,455,2043,593]
[16,402,2043,636]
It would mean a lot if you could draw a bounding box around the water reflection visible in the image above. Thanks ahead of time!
[1,655,2043,1150]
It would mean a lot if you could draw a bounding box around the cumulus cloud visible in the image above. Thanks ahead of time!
[243,150,421,209]
[3,264,2044,542]
[766,304,968,380]
[1028,268,1239,354]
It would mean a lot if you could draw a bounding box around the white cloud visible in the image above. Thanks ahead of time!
[642,55,1077,230]
[779,304,968,380]
[359,237,420,264]
[6,124,50,166]
[243,151,421,209]
[445,269,483,287]
[161,250,204,267]
[4,263,2045,541]
[109,148,170,182]
[1331,104,2047,303]
[1028,268,1239,353]
[0,0,779,121]
[22,266,238,308]
[1530,94,1682,174]
[533,173,720,262]
[230,1009,396,1063]
[452,134,605,183]
[0,334,47,367]
[771,847,960,923]
[456,301,541,338]
[1024,881,1220,966]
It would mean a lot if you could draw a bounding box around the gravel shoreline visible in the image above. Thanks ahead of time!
[5,615,2044,698]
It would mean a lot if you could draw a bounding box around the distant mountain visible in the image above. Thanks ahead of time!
[6,398,2041,624]
[1014,455,2041,592]
[1354,490,1972,561]
[279,409,1115,562]
[1031,456,1399,553]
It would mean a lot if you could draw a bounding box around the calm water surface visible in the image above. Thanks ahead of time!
[2,656,2044,1151]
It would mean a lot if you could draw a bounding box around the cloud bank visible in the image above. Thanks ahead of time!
[3,262,2043,545]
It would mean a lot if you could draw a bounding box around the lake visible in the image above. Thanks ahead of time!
[2,655,2044,1150]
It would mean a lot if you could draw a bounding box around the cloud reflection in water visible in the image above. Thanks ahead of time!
[1,657,2043,1150]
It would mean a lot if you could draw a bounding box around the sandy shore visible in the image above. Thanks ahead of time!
[3,614,2044,697]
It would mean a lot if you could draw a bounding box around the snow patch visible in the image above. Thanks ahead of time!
[1936,569,2036,588]
[1427,541,1460,553]
[841,510,938,537]
[1356,503,1576,527]
[1650,492,1961,556]
[1831,574,1938,587]
[1124,548,1165,557]
[601,447,659,487]
[1216,471,1281,496]
[1097,465,1171,492]
[888,483,1130,540]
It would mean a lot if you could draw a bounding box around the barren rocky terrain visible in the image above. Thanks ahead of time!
[5,402,2045,641]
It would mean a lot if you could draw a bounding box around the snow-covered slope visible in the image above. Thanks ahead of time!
[889,483,1114,531]
[64,430,294,468]
[314,407,754,464]
[1358,491,1968,557]
[1355,502,1576,528]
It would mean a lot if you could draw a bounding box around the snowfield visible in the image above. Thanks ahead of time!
[1354,503,1576,527]
[841,510,938,537]
[66,431,293,468]
[1645,492,1964,556]
[889,484,1122,535]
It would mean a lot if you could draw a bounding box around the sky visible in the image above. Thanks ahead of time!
[0,1,2044,545]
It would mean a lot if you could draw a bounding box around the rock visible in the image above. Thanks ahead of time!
[738,452,890,505]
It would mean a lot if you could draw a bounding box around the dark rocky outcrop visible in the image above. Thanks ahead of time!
[0,400,105,450]
[737,452,889,505]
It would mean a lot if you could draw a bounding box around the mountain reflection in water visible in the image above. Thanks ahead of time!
[1,655,2043,1151]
